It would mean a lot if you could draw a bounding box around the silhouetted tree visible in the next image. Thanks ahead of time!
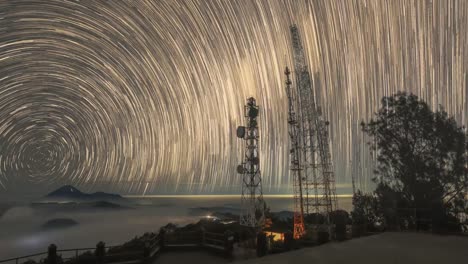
[361,92,467,232]
[330,209,351,224]
[304,213,325,225]
[330,210,350,240]
[351,190,379,234]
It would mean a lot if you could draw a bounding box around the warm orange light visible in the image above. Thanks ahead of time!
[266,231,284,241]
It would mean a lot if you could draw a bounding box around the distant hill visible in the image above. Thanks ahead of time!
[41,218,78,230]
[46,185,87,199]
[31,200,131,212]
[271,210,294,221]
[188,206,294,221]
[189,205,240,218]
[41,185,126,203]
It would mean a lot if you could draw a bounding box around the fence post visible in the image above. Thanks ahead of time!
[284,231,293,251]
[47,244,57,264]
[143,241,151,258]
[223,230,234,257]
[256,232,267,257]
[159,228,166,249]
[95,241,105,263]
[200,227,206,246]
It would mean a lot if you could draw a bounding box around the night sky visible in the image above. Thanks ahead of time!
[0,0,467,197]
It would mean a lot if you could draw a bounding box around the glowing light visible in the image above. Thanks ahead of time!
[266,231,284,242]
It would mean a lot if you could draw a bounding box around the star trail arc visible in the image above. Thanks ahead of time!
[0,0,467,195]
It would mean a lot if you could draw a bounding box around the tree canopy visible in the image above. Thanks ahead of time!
[361,92,467,231]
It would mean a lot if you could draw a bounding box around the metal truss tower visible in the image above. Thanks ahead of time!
[237,97,265,228]
[288,25,337,224]
[285,67,306,239]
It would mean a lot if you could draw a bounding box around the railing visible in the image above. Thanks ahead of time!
[0,246,117,264]
[164,230,202,246]
[0,251,50,264]
[0,230,233,264]
[203,231,226,249]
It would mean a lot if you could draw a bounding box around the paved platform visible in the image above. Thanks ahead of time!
[154,232,468,264]
[154,250,230,263]
[237,232,468,264]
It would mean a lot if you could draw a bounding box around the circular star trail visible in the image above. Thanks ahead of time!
[0,0,467,195]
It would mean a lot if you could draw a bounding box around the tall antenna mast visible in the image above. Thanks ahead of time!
[237,97,265,228]
[351,159,357,195]
[285,67,306,239]
[288,24,337,227]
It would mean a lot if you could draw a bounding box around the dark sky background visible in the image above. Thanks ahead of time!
[0,0,467,199]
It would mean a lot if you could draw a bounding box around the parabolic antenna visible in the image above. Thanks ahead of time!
[237,126,246,138]
[248,107,258,118]
[249,119,257,127]
[250,156,259,165]
[237,164,245,174]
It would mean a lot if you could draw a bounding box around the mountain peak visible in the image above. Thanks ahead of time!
[62,185,79,193]
[44,185,124,202]
[47,185,84,197]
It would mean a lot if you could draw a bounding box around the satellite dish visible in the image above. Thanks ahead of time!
[236,126,246,138]
[250,157,259,165]
[237,164,245,174]
[248,107,258,118]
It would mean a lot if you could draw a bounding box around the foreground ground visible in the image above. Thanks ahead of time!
[155,232,468,264]
[155,250,231,263]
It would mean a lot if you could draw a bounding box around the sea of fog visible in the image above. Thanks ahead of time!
[0,196,352,260]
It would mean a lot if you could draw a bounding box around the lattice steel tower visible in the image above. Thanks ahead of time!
[236,97,265,228]
[285,67,306,239]
[287,25,337,226]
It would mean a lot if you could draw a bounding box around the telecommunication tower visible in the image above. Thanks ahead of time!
[287,25,337,230]
[237,97,265,228]
[285,67,306,239]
